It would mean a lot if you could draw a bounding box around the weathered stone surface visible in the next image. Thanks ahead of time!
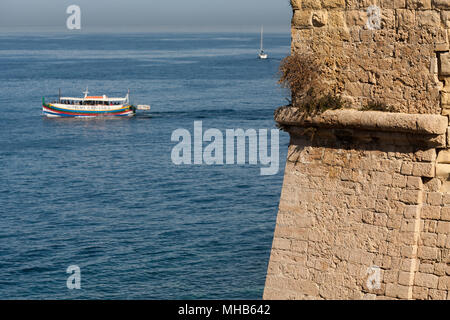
[433,0,450,10]
[437,150,450,164]
[264,0,450,301]
[415,273,439,288]
[275,107,448,135]
[441,53,450,77]
[290,1,448,114]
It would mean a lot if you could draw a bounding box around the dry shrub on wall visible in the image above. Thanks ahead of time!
[278,52,345,114]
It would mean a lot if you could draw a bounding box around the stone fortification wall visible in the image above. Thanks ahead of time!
[291,0,449,114]
[264,1,450,300]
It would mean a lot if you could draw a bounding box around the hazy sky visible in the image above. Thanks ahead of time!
[0,0,291,32]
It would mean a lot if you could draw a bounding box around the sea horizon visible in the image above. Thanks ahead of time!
[0,31,290,299]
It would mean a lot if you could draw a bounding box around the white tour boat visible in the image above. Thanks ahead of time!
[42,88,150,118]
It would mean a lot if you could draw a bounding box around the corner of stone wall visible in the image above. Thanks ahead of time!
[264,108,450,300]
[264,0,450,300]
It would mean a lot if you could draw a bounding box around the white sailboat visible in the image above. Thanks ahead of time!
[258,26,268,60]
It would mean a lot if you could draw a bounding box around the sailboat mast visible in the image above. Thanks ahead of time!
[260,26,264,51]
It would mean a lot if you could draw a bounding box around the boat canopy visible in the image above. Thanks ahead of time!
[60,96,127,102]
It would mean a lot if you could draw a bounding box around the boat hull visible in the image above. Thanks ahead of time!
[42,103,136,118]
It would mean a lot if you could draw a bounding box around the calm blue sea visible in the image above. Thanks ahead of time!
[0,32,290,299]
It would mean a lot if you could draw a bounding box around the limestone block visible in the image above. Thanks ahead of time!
[437,149,450,163]
[345,10,366,28]
[301,0,321,9]
[272,238,291,250]
[292,10,313,29]
[443,78,450,93]
[442,92,450,107]
[440,180,450,194]
[435,42,450,52]
[328,10,346,29]
[385,283,411,299]
[412,162,435,178]
[433,0,450,10]
[423,178,442,192]
[417,10,441,27]
[312,11,328,27]
[406,0,432,10]
[396,9,415,29]
[441,10,450,28]
[427,192,443,206]
[413,286,429,299]
[418,247,439,260]
[402,163,414,175]
[422,205,441,219]
[448,128,450,147]
[415,273,439,289]
[437,221,450,234]
[442,207,450,221]
[415,149,437,162]
[275,107,449,135]
[321,0,345,8]
[400,190,423,204]
[440,52,450,77]
[438,276,450,291]
[290,0,301,9]
[405,205,421,219]
[436,163,450,179]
